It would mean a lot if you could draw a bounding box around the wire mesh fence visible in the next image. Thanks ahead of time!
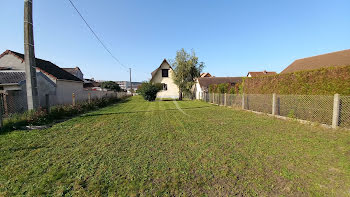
[0,90,128,119]
[227,94,242,108]
[245,94,273,114]
[201,92,350,129]
[277,95,334,125]
[340,96,350,128]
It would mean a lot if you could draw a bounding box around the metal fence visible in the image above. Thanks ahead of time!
[201,92,350,129]
[0,90,128,119]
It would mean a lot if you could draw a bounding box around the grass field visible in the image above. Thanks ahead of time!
[1,96,350,196]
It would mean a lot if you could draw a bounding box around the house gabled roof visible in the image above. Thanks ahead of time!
[247,71,277,77]
[281,49,350,74]
[63,67,82,74]
[0,50,83,82]
[197,77,243,89]
[151,59,173,78]
[0,72,25,85]
[200,73,212,78]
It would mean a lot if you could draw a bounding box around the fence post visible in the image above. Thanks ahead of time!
[88,93,91,104]
[212,93,214,104]
[224,93,227,106]
[272,93,277,115]
[72,93,76,107]
[0,94,3,128]
[3,93,8,116]
[332,94,340,128]
[45,94,50,113]
[242,93,245,109]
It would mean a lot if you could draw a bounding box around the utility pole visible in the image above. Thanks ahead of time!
[129,68,133,93]
[24,0,39,110]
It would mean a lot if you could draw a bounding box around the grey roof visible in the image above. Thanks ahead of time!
[197,77,243,89]
[0,72,25,84]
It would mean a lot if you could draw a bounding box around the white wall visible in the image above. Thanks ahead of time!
[37,72,56,106]
[0,54,24,70]
[56,80,84,105]
[194,79,203,100]
[150,61,179,99]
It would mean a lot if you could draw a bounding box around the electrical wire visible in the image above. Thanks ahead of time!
[67,0,129,71]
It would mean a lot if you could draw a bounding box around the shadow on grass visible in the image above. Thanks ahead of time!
[81,106,213,117]
[0,97,132,135]
[155,99,193,102]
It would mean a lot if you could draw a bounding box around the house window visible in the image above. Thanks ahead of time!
[162,83,167,91]
[162,69,169,77]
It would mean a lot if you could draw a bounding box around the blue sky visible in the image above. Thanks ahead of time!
[1,0,350,81]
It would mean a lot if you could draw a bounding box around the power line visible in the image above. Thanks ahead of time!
[67,0,129,71]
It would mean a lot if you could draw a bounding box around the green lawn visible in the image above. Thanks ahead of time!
[1,96,350,196]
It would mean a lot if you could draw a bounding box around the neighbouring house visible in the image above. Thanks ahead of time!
[247,70,277,77]
[281,49,350,74]
[0,71,56,113]
[63,67,84,80]
[115,81,142,92]
[150,59,179,99]
[83,78,100,90]
[0,50,84,107]
[200,73,212,78]
[194,77,243,99]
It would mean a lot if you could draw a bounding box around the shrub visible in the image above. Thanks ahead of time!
[210,83,241,94]
[209,84,218,93]
[137,82,162,101]
[217,83,229,94]
[0,96,124,133]
[229,87,236,94]
[101,81,121,92]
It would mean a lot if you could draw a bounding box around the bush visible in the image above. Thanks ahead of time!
[137,82,162,101]
[101,81,121,92]
[209,83,240,94]
[217,83,229,93]
[0,96,124,133]
[209,84,218,93]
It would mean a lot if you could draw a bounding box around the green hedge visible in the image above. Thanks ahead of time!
[1,96,126,133]
[209,83,240,94]
[243,65,350,95]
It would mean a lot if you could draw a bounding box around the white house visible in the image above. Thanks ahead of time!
[0,50,84,106]
[194,77,243,99]
[150,59,179,99]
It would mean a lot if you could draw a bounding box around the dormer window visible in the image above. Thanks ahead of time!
[162,69,169,77]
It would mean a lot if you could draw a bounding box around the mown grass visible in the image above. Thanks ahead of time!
[1,96,350,196]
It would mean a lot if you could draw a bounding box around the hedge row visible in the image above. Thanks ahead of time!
[1,96,126,133]
[243,65,350,95]
[209,83,240,94]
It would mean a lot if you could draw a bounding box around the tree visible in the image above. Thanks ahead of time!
[172,49,204,100]
[136,82,162,101]
[101,81,121,92]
